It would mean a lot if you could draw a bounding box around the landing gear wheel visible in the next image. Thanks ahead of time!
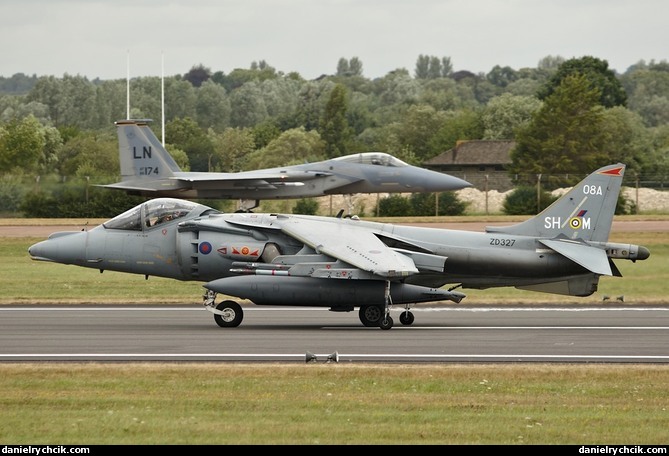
[379,315,394,330]
[213,300,243,327]
[359,306,383,327]
[399,311,415,326]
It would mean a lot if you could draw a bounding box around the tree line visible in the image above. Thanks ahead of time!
[0,54,668,217]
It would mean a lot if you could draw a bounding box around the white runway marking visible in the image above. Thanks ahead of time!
[0,354,668,361]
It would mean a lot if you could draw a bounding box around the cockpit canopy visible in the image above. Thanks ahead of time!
[332,152,408,167]
[103,198,207,231]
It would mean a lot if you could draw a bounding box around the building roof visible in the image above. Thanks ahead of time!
[424,140,515,166]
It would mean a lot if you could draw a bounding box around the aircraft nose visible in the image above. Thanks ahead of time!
[28,241,59,261]
[28,231,87,264]
[419,170,472,191]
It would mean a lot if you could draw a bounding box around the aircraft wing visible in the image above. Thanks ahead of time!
[280,218,418,278]
[540,238,613,276]
[175,169,332,184]
[100,181,166,192]
[227,215,419,279]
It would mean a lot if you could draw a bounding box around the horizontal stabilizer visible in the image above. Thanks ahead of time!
[540,239,612,276]
[97,181,163,192]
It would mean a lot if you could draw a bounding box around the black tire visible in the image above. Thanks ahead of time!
[399,311,415,326]
[213,300,244,327]
[379,315,394,330]
[359,306,383,327]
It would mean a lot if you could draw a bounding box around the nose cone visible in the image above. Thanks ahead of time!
[637,245,651,261]
[423,170,472,192]
[28,231,87,265]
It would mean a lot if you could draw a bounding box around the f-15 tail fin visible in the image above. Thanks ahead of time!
[116,119,181,180]
[99,120,183,194]
[487,163,626,243]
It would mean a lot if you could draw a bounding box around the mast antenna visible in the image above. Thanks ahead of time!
[126,50,130,119]
[161,52,165,146]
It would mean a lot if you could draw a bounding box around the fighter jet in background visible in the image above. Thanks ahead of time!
[30,163,649,330]
[100,120,471,211]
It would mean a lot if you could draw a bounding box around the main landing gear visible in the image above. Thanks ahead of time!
[358,305,415,330]
[358,281,415,330]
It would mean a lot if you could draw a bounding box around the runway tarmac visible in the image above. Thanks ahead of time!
[1,305,668,363]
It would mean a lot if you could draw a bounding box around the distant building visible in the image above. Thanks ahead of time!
[423,140,516,191]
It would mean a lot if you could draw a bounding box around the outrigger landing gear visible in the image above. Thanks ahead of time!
[203,289,244,327]
[399,306,415,325]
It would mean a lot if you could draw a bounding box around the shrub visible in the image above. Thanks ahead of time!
[293,198,319,215]
[378,194,413,216]
[503,185,558,215]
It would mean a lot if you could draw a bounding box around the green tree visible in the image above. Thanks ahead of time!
[163,78,198,121]
[336,58,350,77]
[251,121,282,149]
[129,76,163,121]
[0,115,45,173]
[293,198,319,215]
[537,56,627,108]
[486,65,519,88]
[409,192,467,216]
[243,127,326,170]
[320,83,352,157]
[481,93,542,140]
[509,74,608,188]
[377,194,412,216]
[503,185,558,215]
[184,64,212,88]
[195,80,231,131]
[419,78,477,112]
[414,55,452,80]
[26,76,65,125]
[165,117,214,171]
[229,80,268,128]
[0,174,27,212]
[26,74,98,129]
[621,61,669,127]
[93,80,127,128]
[208,127,256,172]
[427,109,484,158]
[599,106,650,170]
[349,57,364,77]
[390,104,448,161]
[258,78,301,123]
[295,80,335,131]
[55,132,117,178]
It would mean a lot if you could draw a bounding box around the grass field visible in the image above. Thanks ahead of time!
[1,217,668,445]
[1,363,668,445]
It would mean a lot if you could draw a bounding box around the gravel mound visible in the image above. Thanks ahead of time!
[318,187,669,215]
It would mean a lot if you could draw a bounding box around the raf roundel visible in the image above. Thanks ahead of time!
[199,241,213,255]
[569,217,582,229]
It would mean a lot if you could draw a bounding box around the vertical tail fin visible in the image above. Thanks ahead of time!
[115,119,181,181]
[487,163,626,242]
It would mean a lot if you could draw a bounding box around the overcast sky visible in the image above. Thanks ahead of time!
[1,0,666,80]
